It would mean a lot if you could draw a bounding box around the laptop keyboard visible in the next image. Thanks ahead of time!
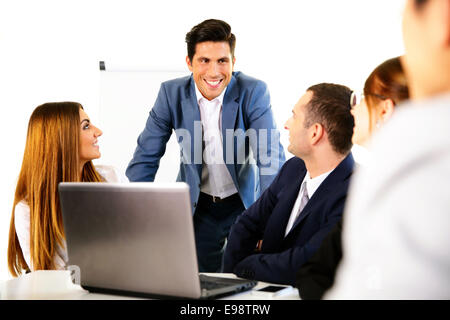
[199,274,256,290]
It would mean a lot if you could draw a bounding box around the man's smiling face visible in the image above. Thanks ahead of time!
[186,41,235,101]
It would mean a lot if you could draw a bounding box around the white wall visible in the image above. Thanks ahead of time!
[0,0,405,281]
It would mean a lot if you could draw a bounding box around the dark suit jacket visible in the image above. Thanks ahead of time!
[295,219,343,299]
[223,153,354,285]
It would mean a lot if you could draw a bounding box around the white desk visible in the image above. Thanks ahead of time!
[0,271,300,300]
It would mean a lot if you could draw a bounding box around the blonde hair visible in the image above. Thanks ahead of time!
[7,102,103,276]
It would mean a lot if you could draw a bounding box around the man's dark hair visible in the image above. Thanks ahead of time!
[185,19,236,62]
[305,83,354,155]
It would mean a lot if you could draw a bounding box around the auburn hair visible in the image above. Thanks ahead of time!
[363,56,409,132]
[7,102,103,276]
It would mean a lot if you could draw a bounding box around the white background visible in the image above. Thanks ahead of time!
[0,0,405,281]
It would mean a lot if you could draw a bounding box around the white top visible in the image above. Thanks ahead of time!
[195,84,238,198]
[95,164,129,183]
[285,170,332,236]
[325,94,450,299]
[14,165,128,271]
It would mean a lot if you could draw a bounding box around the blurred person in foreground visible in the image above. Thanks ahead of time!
[325,0,450,299]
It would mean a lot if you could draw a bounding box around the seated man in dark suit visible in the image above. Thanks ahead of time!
[223,83,355,285]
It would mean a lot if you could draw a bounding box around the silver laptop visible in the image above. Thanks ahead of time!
[58,182,256,299]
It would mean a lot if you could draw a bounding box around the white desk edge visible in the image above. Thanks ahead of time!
[0,270,300,300]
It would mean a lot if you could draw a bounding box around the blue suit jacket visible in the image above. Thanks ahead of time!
[223,153,355,285]
[126,71,285,211]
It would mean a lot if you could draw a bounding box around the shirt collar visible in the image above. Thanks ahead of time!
[301,169,333,199]
[194,82,226,106]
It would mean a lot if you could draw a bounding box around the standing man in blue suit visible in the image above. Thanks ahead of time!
[223,83,355,285]
[126,19,285,272]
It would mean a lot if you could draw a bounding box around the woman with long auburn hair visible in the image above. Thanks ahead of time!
[8,102,126,276]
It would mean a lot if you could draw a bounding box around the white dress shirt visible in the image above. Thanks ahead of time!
[285,169,332,236]
[14,165,127,271]
[325,94,450,299]
[195,84,238,198]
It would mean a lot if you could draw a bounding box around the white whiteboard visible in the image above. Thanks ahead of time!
[98,69,189,182]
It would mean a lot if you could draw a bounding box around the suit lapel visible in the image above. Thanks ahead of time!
[262,168,306,251]
[181,76,202,177]
[289,184,329,232]
[288,153,355,233]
